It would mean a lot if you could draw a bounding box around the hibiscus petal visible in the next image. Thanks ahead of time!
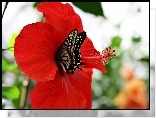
[80,37,107,73]
[37,2,83,44]
[30,70,92,109]
[14,22,61,82]
[66,67,93,108]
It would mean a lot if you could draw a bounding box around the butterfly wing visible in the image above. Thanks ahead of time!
[55,29,86,73]
[68,31,86,73]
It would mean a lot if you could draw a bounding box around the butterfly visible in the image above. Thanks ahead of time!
[55,29,86,73]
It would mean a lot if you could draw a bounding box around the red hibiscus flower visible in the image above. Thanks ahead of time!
[14,2,115,109]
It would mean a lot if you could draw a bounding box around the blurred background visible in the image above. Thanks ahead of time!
[2,2,154,117]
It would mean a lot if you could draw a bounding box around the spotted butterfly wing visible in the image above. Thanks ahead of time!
[68,31,86,73]
[55,29,86,73]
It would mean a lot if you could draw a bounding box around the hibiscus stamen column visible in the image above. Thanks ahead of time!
[83,47,116,66]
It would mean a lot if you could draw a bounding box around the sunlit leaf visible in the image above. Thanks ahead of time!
[8,33,19,47]
[8,33,19,54]
[8,64,20,73]
[111,36,122,47]
[2,86,20,100]
[2,58,9,72]
[72,2,106,18]
[12,82,22,108]
[2,58,20,73]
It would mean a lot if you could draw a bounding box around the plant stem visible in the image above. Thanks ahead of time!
[2,46,14,51]
[2,2,9,19]
[20,78,31,109]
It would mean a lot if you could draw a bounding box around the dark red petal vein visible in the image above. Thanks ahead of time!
[14,22,61,81]
[66,67,93,108]
[30,70,88,109]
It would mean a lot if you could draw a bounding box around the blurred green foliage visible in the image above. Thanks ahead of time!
[2,86,20,99]
[8,33,19,54]
[33,2,40,8]
[132,36,141,43]
[2,53,33,108]
[111,36,122,47]
[2,57,20,73]
[2,58,9,72]
[92,32,149,108]
[72,2,106,18]
[139,57,149,62]
[92,36,123,109]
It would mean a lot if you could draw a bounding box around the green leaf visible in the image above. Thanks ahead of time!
[2,58,9,72]
[12,99,20,109]
[33,2,40,8]
[2,58,20,73]
[138,57,149,62]
[132,36,141,43]
[12,83,22,108]
[8,33,19,54]
[8,64,20,73]
[111,36,122,47]
[2,86,20,100]
[72,2,106,18]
